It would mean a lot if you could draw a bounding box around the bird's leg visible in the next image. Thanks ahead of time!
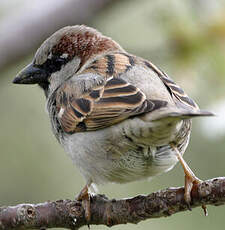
[76,182,92,223]
[171,143,208,216]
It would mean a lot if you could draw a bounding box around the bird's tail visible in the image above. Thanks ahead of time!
[165,109,214,119]
[147,108,214,122]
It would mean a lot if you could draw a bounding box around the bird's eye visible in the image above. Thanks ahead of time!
[52,57,66,67]
[41,56,68,73]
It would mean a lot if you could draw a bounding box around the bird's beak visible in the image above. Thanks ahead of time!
[13,63,48,84]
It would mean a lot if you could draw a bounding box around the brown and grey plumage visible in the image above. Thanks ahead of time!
[13,25,213,220]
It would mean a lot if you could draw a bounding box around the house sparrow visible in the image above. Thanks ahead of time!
[13,25,213,220]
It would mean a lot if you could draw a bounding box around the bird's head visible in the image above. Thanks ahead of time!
[13,25,122,96]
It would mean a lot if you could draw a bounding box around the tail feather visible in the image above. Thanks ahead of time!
[168,110,215,119]
[148,108,214,122]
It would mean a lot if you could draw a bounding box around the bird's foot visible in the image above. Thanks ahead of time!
[184,170,202,205]
[171,143,208,216]
[76,184,91,223]
[184,173,208,216]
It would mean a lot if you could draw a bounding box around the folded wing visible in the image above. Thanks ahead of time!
[55,74,167,133]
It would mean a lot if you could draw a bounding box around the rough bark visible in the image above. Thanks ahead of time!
[0,177,224,230]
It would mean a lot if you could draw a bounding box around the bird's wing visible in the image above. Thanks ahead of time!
[55,53,168,133]
[141,60,199,110]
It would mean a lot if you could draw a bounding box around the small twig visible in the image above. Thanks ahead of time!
[0,177,225,230]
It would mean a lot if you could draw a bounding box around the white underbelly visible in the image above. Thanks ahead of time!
[61,117,189,184]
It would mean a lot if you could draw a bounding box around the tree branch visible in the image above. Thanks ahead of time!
[0,177,225,230]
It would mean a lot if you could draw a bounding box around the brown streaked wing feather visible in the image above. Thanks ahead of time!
[59,106,82,133]
[82,52,136,78]
[56,75,167,133]
[143,60,199,110]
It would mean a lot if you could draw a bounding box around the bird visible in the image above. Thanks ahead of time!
[13,25,213,221]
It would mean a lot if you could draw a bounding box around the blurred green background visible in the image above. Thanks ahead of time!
[0,0,225,229]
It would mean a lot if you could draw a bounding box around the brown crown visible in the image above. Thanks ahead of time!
[52,26,123,66]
